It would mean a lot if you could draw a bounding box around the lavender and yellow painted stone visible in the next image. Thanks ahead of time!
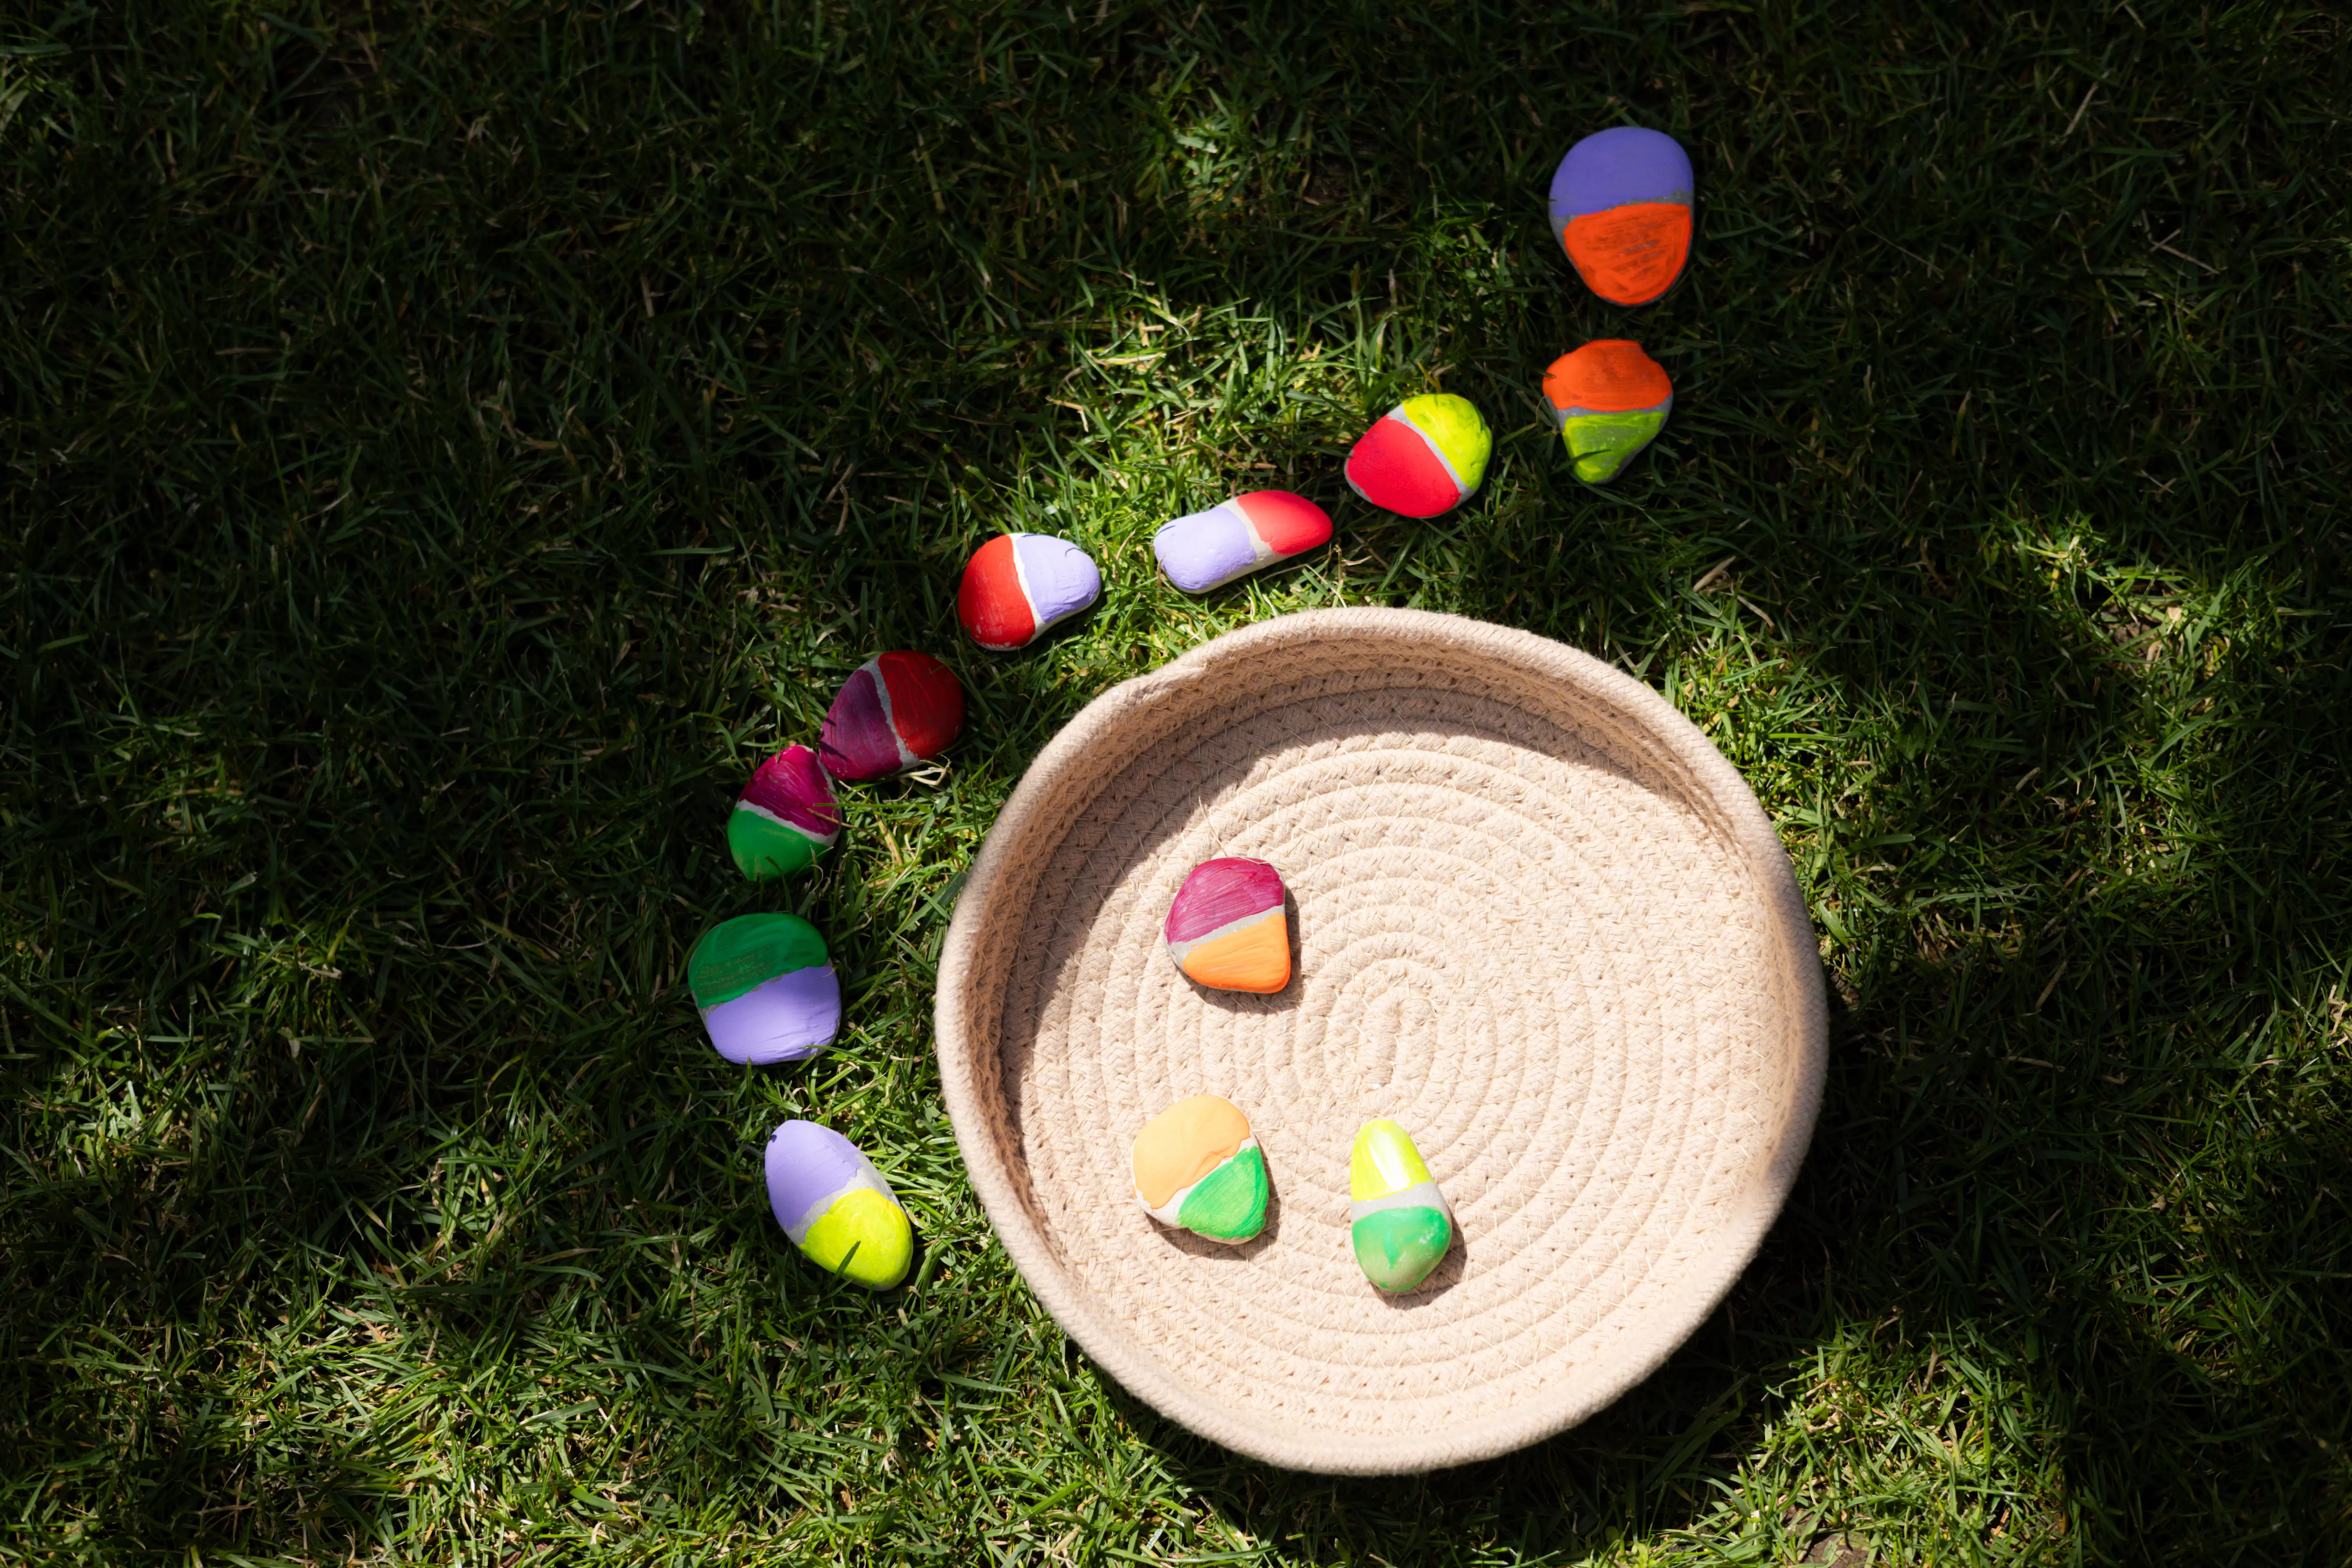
[1130,1094,1269,1244]
[729,744,841,881]
[1165,857,1290,994]
[1349,1119,1453,1294]
[1549,127,1695,307]
[818,651,966,782]
[688,913,840,1064]
[1541,340,1673,485]
[1153,490,1334,593]
[765,1119,914,1289]
[958,533,1102,650]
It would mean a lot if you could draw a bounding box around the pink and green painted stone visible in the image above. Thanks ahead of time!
[729,743,841,881]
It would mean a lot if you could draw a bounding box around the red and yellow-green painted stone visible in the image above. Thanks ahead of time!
[1542,341,1673,485]
[1131,1094,1269,1245]
[1344,394,1491,518]
[764,1119,914,1289]
[1348,1119,1453,1293]
[1164,857,1290,994]
[818,651,965,782]
[1549,127,1694,307]
[729,743,842,881]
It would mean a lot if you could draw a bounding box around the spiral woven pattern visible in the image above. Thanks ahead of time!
[936,610,1824,1474]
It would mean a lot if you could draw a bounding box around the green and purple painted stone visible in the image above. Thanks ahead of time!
[688,913,840,1064]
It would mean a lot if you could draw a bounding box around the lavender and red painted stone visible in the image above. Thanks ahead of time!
[818,651,966,782]
[1165,858,1290,994]
[688,912,840,1064]
[765,1120,915,1289]
[1549,127,1695,307]
[728,744,841,881]
[1153,490,1334,593]
[958,533,1102,650]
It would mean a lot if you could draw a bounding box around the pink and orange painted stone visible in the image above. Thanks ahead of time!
[818,651,965,782]
[1164,857,1290,994]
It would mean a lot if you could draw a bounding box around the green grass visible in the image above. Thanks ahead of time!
[4,1,2350,1562]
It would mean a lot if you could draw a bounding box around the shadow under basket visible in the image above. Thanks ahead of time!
[935,609,1825,1474]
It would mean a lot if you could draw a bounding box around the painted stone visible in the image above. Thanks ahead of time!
[687,912,840,1065]
[1130,1094,1269,1245]
[1542,341,1673,485]
[729,744,841,882]
[818,651,966,782]
[958,533,1103,651]
[765,1119,914,1289]
[1348,1119,1453,1294]
[1344,394,1491,518]
[1164,857,1290,994]
[1549,127,1694,308]
[1154,490,1334,593]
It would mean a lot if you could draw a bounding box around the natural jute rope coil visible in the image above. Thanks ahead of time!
[935,609,1824,1474]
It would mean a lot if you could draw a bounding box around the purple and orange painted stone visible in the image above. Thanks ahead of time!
[1550,127,1694,307]
[1153,490,1334,593]
[818,651,965,782]
[1165,858,1290,994]
[957,534,1102,651]
[729,743,841,881]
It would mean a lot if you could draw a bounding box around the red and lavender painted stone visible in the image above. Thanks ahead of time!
[1153,490,1334,593]
[958,534,1102,651]
[688,912,840,1064]
[1165,858,1290,994]
[818,651,966,782]
[729,744,841,882]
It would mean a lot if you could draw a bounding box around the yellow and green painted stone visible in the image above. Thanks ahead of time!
[1348,1119,1453,1293]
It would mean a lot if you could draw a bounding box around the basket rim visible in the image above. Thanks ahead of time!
[934,607,1826,1474]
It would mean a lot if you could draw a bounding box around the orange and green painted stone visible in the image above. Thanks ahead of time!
[1348,1119,1452,1294]
[1549,127,1694,307]
[1164,857,1290,994]
[1541,340,1673,485]
[1131,1094,1270,1244]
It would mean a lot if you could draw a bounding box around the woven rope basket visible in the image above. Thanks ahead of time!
[935,609,1825,1474]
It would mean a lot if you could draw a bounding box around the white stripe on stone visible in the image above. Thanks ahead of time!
[867,661,917,769]
[1165,902,1280,971]
[734,799,829,844]
[1347,1179,1450,1223]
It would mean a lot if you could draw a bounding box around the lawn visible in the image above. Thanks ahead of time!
[4,1,2351,1562]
